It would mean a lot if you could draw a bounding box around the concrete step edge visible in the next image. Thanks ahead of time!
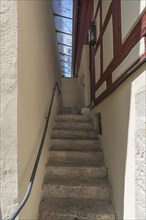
[46,161,105,168]
[49,148,101,152]
[43,176,109,187]
[39,198,115,220]
[56,115,92,122]
[48,150,103,163]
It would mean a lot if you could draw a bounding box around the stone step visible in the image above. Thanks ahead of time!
[39,198,115,220]
[56,115,91,122]
[46,162,107,179]
[43,177,110,200]
[51,130,98,139]
[39,111,116,219]
[50,139,101,151]
[49,150,103,163]
[61,107,81,115]
[53,121,93,130]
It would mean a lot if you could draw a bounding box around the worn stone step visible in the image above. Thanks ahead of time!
[53,121,93,130]
[56,115,91,122]
[49,150,103,163]
[46,162,107,179]
[50,139,101,151]
[51,130,98,139]
[39,198,115,220]
[43,177,110,200]
[60,107,81,115]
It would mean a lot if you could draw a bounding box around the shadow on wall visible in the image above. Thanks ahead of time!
[0,207,2,220]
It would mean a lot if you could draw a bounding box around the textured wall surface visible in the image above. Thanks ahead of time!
[123,68,146,219]
[135,79,146,219]
[0,1,18,219]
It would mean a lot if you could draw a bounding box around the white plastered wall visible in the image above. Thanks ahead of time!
[102,16,113,72]
[94,0,99,16]
[78,45,91,107]
[17,1,62,219]
[62,78,80,107]
[0,1,18,219]
[91,64,146,219]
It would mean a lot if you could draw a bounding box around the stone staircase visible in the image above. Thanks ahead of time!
[39,110,115,220]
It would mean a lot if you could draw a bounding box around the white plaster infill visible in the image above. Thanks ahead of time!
[0,0,18,219]
[103,17,113,72]
[95,82,107,99]
[102,0,112,25]
[121,0,146,42]
[95,47,101,84]
[112,37,145,83]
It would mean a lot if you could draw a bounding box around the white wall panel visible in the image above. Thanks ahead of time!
[94,0,99,17]
[95,81,107,99]
[112,38,145,82]
[95,10,100,41]
[102,0,112,24]
[103,17,113,72]
[95,47,101,83]
[121,0,145,41]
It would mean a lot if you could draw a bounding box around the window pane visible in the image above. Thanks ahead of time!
[60,54,72,63]
[61,66,71,73]
[52,0,73,19]
[52,0,73,78]
[54,16,72,34]
[58,45,72,55]
[57,33,72,46]
[61,61,71,69]
[62,71,71,77]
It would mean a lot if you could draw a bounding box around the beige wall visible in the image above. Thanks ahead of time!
[62,78,80,107]
[0,1,18,219]
[17,1,62,219]
[91,64,146,219]
[62,45,90,108]
[78,46,91,107]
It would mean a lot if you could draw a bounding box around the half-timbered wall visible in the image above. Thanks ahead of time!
[92,0,146,105]
[88,1,146,219]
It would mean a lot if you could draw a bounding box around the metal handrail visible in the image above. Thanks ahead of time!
[8,82,61,220]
